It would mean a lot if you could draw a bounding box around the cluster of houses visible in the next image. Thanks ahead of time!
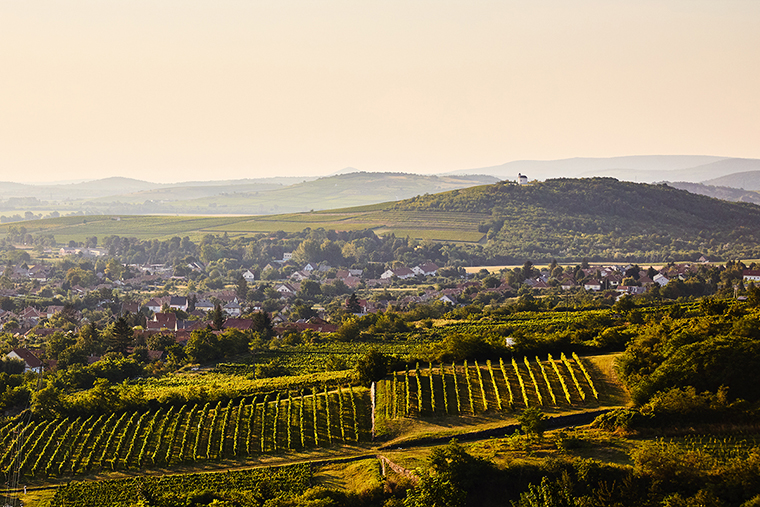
[523,264,687,296]
[265,262,440,298]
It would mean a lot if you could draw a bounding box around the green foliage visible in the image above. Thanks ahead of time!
[518,407,547,438]
[355,348,388,386]
[617,307,760,406]
[49,463,312,507]
[406,439,497,507]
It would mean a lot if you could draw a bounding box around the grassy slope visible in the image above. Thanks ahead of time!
[5,177,760,257]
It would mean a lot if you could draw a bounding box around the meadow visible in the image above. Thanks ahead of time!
[0,208,487,244]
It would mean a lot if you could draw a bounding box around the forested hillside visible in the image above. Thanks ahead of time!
[395,178,760,261]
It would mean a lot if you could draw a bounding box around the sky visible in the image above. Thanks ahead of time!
[1,0,759,183]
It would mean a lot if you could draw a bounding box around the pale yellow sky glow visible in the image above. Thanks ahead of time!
[1,0,759,183]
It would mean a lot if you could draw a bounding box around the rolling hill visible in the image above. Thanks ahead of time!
[702,169,760,191]
[450,155,760,186]
[0,172,498,217]
[5,177,760,262]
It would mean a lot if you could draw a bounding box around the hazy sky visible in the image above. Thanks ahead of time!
[1,0,759,183]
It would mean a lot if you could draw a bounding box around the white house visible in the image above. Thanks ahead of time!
[195,299,215,313]
[653,274,669,287]
[242,270,256,282]
[413,263,439,276]
[584,279,602,291]
[743,270,760,283]
[380,267,415,280]
[146,298,164,313]
[169,296,188,311]
[7,349,43,373]
[290,270,311,282]
[223,301,242,317]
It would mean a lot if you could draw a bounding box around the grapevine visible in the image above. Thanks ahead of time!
[30,417,69,476]
[95,412,126,470]
[463,359,475,414]
[299,392,306,448]
[80,413,116,472]
[536,357,557,405]
[441,363,449,415]
[311,388,319,447]
[415,363,423,414]
[261,394,268,452]
[218,399,233,459]
[13,419,55,475]
[273,392,281,450]
[428,362,436,413]
[123,411,149,469]
[512,357,529,407]
[180,404,199,462]
[572,352,599,400]
[549,354,572,404]
[137,409,163,468]
[404,366,411,416]
[474,360,488,411]
[337,385,346,442]
[487,360,502,410]
[349,384,359,441]
[452,362,462,414]
[149,406,174,465]
[392,373,398,418]
[192,403,210,461]
[160,404,184,465]
[287,391,293,449]
[500,358,514,408]
[206,401,223,459]
[561,353,586,401]
[523,356,543,406]
[246,396,257,455]
[232,398,245,457]
[324,386,333,444]
[46,418,80,477]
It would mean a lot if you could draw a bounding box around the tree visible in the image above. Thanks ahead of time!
[355,349,387,386]
[405,439,495,507]
[521,261,534,280]
[185,329,220,364]
[236,277,248,301]
[298,280,322,298]
[108,316,134,354]
[345,293,361,314]
[518,407,547,438]
[251,310,273,338]
[210,303,225,331]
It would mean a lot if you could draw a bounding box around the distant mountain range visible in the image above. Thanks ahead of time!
[0,173,498,217]
[454,155,760,185]
[8,177,760,262]
[3,155,760,218]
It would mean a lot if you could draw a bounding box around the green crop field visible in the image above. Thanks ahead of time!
[47,462,312,507]
[375,353,604,421]
[0,207,488,243]
[0,386,371,481]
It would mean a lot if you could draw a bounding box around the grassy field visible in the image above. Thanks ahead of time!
[0,207,488,243]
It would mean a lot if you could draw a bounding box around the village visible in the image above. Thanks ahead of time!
[3,246,757,375]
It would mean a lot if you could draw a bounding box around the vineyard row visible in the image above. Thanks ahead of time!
[377,354,599,418]
[0,386,370,480]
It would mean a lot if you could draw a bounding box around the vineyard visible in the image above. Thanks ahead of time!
[135,369,356,401]
[218,340,428,376]
[48,462,312,507]
[0,386,370,480]
[376,353,600,419]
